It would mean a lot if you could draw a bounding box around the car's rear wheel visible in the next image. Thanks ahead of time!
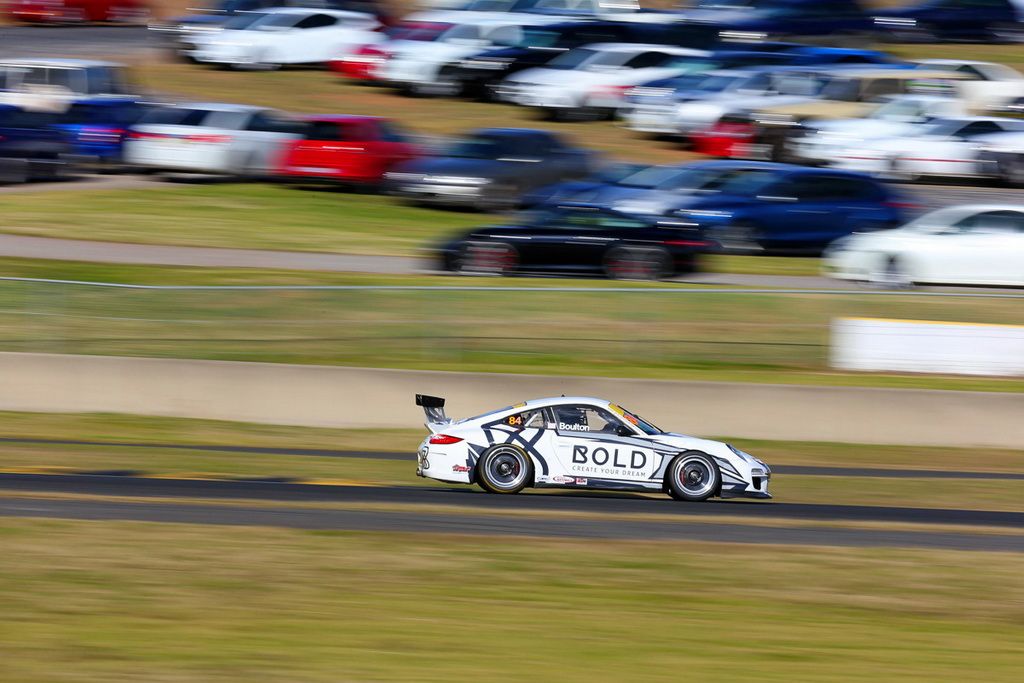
[476,444,532,494]
[604,246,672,281]
[457,241,518,276]
[666,451,720,502]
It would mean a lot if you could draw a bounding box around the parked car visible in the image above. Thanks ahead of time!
[824,204,1024,288]
[54,97,150,170]
[6,0,145,23]
[912,59,1024,111]
[784,94,967,166]
[0,60,137,101]
[376,16,565,96]
[276,115,422,187]
[497,43,712,121]
[660,162,910,254]
[668,0,876,45]
[189,8,382,69]
[437,204,712,279]
[872,0,1023,43]
[448,20,724,99]
[710,67,974,161]
[331,20,465,83]
[151,0,393,58]
[0,105,76,184]
[829,117,1024,181]
[622,66,833,137]
[530,159,794,217]
[124,103,303,178]
[384,128,595,211]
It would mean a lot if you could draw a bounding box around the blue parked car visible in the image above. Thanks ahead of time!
[54,98,149,170]
[872,0,1023,43]
[0,105,75,184]
[657,161,910,254]
[670,0,876,45]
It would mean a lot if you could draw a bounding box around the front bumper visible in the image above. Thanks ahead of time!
[389,179,488,205]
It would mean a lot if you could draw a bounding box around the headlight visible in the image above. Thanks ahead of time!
[727,444,758,465]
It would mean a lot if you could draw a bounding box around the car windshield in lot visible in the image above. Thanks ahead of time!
[222,12,270,30]
[387,22,453,41]
[137,107,218,126]
[546,48,607,70]
[445,135,517,159]
[714,169,781,195]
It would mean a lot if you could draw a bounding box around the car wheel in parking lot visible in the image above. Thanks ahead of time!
[0,158,29,185]
[869,255,914,289]
[666,451,720,502]
[604,246,672,281]
[457,241,518,276]
[997,154,1024,187]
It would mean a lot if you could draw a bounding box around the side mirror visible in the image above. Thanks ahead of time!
[615,424,633,437]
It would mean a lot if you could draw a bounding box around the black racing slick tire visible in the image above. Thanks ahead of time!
[476,444,533,494]
[666,451,720,502]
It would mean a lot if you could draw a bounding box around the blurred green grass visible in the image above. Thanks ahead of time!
[2,519,1024,682]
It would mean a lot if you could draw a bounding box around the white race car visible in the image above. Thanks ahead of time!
[415,394,771,501]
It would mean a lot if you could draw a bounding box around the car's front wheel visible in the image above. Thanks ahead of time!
[456,241,518,276]
[476,444,533,494]
[666,451,720,502]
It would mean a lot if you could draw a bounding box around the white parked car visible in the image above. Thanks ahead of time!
[830,116,1024,181]
[380,16,562,96]
[498,43,711,120]
[125,103,302,177]
[189,8,382,69]
[913,59,1024,111]
[791,94,967,166]
[978,131,1024,187]
[622,67,829,136]
[824,204,1024,288]
[415,394,771,500]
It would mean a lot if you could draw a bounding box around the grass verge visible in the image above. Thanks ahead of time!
[1,519,1023,682]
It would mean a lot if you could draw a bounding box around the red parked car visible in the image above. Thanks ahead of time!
[7,0,146,23]
[330,22,454,83]
[277,116,422,187]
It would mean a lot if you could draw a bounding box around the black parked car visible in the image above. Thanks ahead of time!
[0,105,75,184]
[872,0,1023,43]
[384,128,596,212]
[437,204,713,279]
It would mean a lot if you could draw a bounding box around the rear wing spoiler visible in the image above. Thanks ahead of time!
[416,394,452,433]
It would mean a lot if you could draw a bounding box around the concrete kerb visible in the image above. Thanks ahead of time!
[0,352,1021,448]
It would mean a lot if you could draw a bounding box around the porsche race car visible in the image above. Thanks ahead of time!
[415,394,771,501]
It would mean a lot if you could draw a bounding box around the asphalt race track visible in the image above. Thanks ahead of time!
[1,472,1022,552]
[3,437,1023,480]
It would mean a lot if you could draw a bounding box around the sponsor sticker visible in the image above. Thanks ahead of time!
[558,422,589,432]
[550,475,574,484]
[452,464,471,473]
[575,478,588,486]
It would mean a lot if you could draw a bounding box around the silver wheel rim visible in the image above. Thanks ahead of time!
[674,455,716,498]
[484,446,528,491]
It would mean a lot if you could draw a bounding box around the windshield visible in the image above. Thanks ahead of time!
[919,119,969,136]
[244,13,301,31]
[445,135,511,159]
[222,11,269,29]
[609,404,661,435]
[511,28,560,48]
[869,98,924,120]
[714,168,779,194]
[461,0,516,9]
[386,22,453,41]
[545,48,601,70]
[692,74,746,94]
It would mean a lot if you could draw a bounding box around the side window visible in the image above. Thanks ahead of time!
[955,64,987,80]
[486,26,520,45]
[247,112,300,133]
[304,121,343,141]
[296,14,336,29]
[954,210,1024,233]
[502,409,546,430]
[956,120,1004,138]
[376,121,409,143]
[863,79,902,101]
[623,52,669,69]
[552,405,626,435]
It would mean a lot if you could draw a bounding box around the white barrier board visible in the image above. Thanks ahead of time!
[832,317,1024,377]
